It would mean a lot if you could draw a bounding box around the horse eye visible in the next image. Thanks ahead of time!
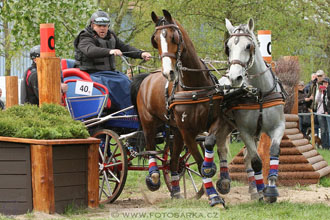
[246,44,251,50]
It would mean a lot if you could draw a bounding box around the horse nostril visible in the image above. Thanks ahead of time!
[170,70,175,80]
[237,75,243,84]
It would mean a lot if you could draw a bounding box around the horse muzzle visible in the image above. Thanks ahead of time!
[162,69,176,81]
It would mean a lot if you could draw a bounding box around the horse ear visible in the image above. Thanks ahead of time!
[225,18,234,34]
[162,9,173,23]
[151,11,159,24]
[248,18,254,32]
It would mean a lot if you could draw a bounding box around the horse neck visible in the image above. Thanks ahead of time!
[247,49,274,93]
[180,40,211,87]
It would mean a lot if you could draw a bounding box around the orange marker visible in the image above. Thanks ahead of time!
[40,23,55,57]
[257,30,271,63]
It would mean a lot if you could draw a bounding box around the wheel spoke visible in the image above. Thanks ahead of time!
[99,174,105,200]
[103,170,113,196]
[103,135,109,161]
[187,170,199,193]
[108,145,119,163]
[186,167,202,177]
[99,147,104,162]
[107,169,120,183]
[104,161,123,169]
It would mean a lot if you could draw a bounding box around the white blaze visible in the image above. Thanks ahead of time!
[160,33,172,75]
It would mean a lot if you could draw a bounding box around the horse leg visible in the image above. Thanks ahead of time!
[143,126,161,191]
[240,132,264,200]
[243,148,263,200]
[169,130,184,199]
[263,128,283,203]
[215,123,233,195]
[200,133,217,178]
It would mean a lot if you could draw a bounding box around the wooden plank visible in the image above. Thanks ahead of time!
[54,198,87,214]
[280,147,300,155]
[312,161,329,171]
[0,189,29,202]
[291,139,309,146]
[279,163,314,171]
[296,144,314,153]
[53,159,87,173]
[0,136,100,145]
[280,139,294,147]
[53,173,87,187]
[0,142,29,160]
[54,185,87,201]
[0,161,28,174]
[286,133,304,140]
[229,164,246,172]
[53,145,87,160]
[0,202,32,215]
[31,144,55,214]
[0,175,29,188]
[279,155,308,163]
[307,155,324,165]
[88,143,99,208]
[278,171,320,179]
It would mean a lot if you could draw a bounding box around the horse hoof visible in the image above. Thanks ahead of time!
[250,191,264,201]
[146,173,161,191]
[201,163,217,178]
[209,196,226,208]
[216,178,231,195]
[171,191,183,199]
[263,185,279,203]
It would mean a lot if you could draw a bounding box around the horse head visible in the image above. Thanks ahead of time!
[224,18,257,87]
[151,10,185,82]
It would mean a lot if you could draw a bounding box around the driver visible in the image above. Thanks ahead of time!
[74,10,151,111]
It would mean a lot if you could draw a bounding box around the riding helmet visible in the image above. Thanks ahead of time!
[90,10,110,26]
[30,45,40,60]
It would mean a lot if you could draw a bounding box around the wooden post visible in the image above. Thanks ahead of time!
[31,144,55,213]
[88,143,99,208]
[36,57,61,106]
[5,76,18,107]
[257,133,271,184]
[291,85,298,114]
[310,109,315,148]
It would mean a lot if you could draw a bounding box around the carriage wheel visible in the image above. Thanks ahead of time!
[162,145,204,199]
[92,129,128,204]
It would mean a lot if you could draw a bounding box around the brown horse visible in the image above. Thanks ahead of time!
[130,10,229,207]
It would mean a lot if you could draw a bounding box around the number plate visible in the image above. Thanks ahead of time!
[75,80,93,96]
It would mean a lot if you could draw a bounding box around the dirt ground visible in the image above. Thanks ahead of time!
[12,184,330,220]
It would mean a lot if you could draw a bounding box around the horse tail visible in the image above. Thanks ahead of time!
[130,73,150,111]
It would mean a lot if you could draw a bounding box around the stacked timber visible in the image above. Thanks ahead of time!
[229,114,330,186]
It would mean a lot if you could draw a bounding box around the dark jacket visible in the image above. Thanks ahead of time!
[74,26,143,73]
[307,79,318,112]
[323,86,330,113]
[0,100,4,110]
[23,63,39,105]
[298,90,312,113]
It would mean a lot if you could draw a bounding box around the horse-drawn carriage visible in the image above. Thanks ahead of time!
[62,10,286,207]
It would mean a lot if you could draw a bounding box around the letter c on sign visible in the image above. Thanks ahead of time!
[48,36,55,50]
[267,42,271,55]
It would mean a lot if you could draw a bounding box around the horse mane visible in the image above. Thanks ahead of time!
[130,73,149,112]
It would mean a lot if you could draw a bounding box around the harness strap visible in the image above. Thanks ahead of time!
[169,95,223,110]
[229,99,285,110]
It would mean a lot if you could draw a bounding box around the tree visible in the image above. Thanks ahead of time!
[0,0,97,76]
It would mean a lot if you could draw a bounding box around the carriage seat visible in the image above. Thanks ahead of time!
[61,59,76,70]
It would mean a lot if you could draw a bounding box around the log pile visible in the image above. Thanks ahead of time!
[229,114,330,186]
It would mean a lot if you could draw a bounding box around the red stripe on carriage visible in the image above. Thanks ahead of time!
[149,162,157,168]
[204,157,213,162]
[270,165,278,170]
[171,180,180,186]
[256,179,264,185]
[204,182,213,188]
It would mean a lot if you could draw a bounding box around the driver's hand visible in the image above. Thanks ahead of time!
[109,49,122,56]
[141,52,152,61]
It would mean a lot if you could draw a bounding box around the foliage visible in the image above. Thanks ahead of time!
[0,0,97,75]
[0,104,89,139]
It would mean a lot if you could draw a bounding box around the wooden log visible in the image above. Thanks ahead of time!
[312,161,329,171]
[229,164,246,172]
[286,133,304,140]
[231,156,244,164]
[36,57,61,106]
[279,163,314,171]
[317,166,330,177]
[280,139,294,147]
[285,114,299,122]
[285,121,298,129]
[284,128,300,135]
[5,76,18,108]
[87,143,99,208]
[279,155,308,163]
[307,155,324,165]
[278,171,320,179]
[278,178,319,186]
[291,139,309,147]
[302,150,318,159]
[296,144,314,153]
[31,144,55,214]
[280,147,300,155]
